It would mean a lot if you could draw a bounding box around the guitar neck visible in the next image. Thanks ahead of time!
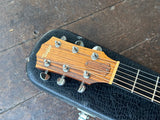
[113,63,160,104]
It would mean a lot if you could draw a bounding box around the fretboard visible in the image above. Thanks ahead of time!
[113,63,160,104]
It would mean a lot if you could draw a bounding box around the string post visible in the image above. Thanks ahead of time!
[44,59,51,67]
[72,46,79,53]
[91,52,99,60]
[63,64,70,72]
[55,41,61,48]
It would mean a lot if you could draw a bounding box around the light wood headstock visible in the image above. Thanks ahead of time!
[36,36,120,85]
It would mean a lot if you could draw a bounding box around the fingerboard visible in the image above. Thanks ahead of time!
[113,63,160,104]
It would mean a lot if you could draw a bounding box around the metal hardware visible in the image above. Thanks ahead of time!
[91,52,99,60]
[57,75,65,86]
[78,112,89,120]
[77,36,83,39]
[75,40,84,47]
[60,36,67,41]
[40,70,50,81]
[44,59,51,67]
[78,82,86,93]
[77,109,95,120]
[55,41,61,48]
[83,70,90,79]
[92,46,102,51]
[72,46,79,53]
[63,64,70,72]
[25,57,30,62]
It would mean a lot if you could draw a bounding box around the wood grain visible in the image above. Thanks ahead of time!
[36,37,120,85]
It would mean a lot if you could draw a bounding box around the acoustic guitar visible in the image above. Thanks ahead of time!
[27,29,160,120]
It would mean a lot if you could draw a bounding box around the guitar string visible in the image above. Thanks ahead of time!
[113,82,156,102]
[42,44,117,64]
[37,61,110,82]
[120,63,158,78]
[118,66,157,83]
[41,44,159,83]
[37,55,160,90]
[37,59,160,101]
[37,56,112,75]
[116,70,160,90]
[115,74,160,94]
[42,43,159,78]
[37,62,160,102]
[37,56,160,91]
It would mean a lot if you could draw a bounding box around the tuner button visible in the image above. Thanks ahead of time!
[78,82,86,93]
[92,46,102,51]
[83,71,90,79]
[44,59,51,67]
[75,40,84,47]
[91,52,99,60]
[63,64,70,72]
[55,41,61,48]
[72,46,79,53]
[57,75,65,86]
[40,70,50,81]
[60,36,67,41]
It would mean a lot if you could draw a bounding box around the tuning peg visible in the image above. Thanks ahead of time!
[40,70,50,81]
[75,40,84,47]
[44,59,51,67]
[78,82,86,93]
[60,36,67,41]
[57,75,65,86]
[92,46,102,51]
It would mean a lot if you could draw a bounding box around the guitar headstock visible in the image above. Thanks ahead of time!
[36,36,119,92]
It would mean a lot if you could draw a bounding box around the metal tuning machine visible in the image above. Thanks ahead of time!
[40,70,50,81]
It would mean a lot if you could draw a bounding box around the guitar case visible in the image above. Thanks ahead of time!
[26,29,160,120]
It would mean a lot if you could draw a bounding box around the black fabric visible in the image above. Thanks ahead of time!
[26,29,160,120]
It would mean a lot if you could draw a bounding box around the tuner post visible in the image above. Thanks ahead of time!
[78,82,86,93]
[57,75,66,86]
[40,70,50,81]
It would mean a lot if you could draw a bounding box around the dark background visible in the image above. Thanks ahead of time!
[0,0,160,120]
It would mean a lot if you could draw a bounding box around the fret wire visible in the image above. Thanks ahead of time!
[153,98,160,104]
[43,43,159,84]
[120,63,158,78]
[37,61,160,103]
[131,70,140,93]
[114,78,160,99]
[41,45,159,86]
[116,74,160,93]
[116,71,160,94]
[38,57,160,95]
[151,76,159,102]
[117,69,157,88]
[113,82,152,100]
[38,57,160,96]
[119,66,157,83]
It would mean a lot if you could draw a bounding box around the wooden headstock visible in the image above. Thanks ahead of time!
[36,36,120,85]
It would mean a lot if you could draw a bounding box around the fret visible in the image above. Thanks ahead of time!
[115,63,160,104]
[151,76,159,102]
[131,69,140,93]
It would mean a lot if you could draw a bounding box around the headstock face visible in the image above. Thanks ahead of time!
[36,37,119,85]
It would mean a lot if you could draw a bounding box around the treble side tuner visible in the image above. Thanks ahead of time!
[78,82,86,93]
[57,75,66,86]
[60,36,67,41]
[75,40,84,47]
[40,70,50,81]
[92,46,102,51]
